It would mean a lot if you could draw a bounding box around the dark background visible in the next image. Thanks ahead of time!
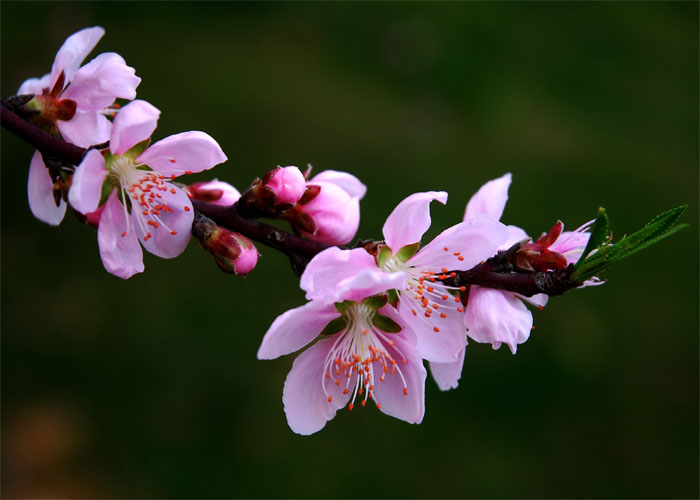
[2,2,698,498]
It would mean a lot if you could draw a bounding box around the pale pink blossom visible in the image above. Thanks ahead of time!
[185,179,240,206]
[430,173,594,391]
[68,100,227,279]
[285,170,367,245]
[22,26,140,225]
[258,268,425,435]
[263,166,306,206]
[300,191,508,365]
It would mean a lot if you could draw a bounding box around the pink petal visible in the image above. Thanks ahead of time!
[27,151,67,226]
[133,183,193,259]
[334,268,407,303]
[373,329,426,424]
[68,148,108,214]
[50,26,105,88]
[519,293,548,308]
[309,170,367,199]
[409,214,508,271]
[464,173,511,223]
[18,73,51,95]
[97,191,144,279]
[501,224,530,250]
[398,298,467,362]
[465,286,533,354]
[429,347,466,391]
[62,52,140,111]
[136,131,227,176]
[57,111,111,148]
[301,247,379,300]
[551,229,591,264]
[110,100,160,156]
[257,301,339,360]
[282,337,352,435]
[186,179,240,206]
[297,181,361,245]
[382,191,447,251]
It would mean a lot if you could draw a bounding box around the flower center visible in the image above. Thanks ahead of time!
[322,303,408,411]
[108,156,184,240]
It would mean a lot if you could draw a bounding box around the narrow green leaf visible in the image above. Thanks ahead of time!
[371,314,402,333]
[320,317,347,336]
[574,207,609,271]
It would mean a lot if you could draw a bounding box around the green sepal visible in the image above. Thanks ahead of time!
[387,289,400,308]
[371,314,402,333]
[573,205,688,282]
[334,300,354,314]
[396,242,420,263]
[377,245,393,268]
[124,139,151,160]
[362,294,388,310]
[319,317,347,336]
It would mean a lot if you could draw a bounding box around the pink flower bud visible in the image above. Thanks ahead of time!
[192,213,259,275]
[186,180,240,206]
[262,166,306,206]
[284,171,366,245]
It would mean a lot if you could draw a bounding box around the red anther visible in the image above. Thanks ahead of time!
[369,385,374,391]
[388,340,395,346]
[361,400,366,407]
[348,403,354,411]
[335,379,341,386]
[363,329,368,335]
[185,170,193,175]
[325,372,331,379]
[450,272,456,277]
[327,395,333,403]
[380,375,385,382]
[143,210,148,215]
[343,389,349,394]
[170,189,176,194]
[376,403,382,409]
[433,327,440,332]
[411,309,417,316]
[113,103,121,109]
[442,294,448,300]
[458,256,464,261]
[170,230,177,235]
[402,358,407,364]
[403,388,408,396]
[443,247,449,251]
[538,305,544,311]
[440,313,446,318]
[169,158,176,163]
[424,312,431,318]
[359,388,363,395]
[383,366,388,373]
[457,307,464,313]
[121,232,127,237]
[459,286,466,292]
[441,268,448,273]
[455,297,461,302]
[531,326,536,330]
[184,206,191,211]
[427,286,434,292]
[432,304,438,309]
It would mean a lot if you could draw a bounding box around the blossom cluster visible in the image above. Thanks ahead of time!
[16,27,604,436]
[22,27,364,278]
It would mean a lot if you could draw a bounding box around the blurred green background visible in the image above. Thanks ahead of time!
[2,2,698,498]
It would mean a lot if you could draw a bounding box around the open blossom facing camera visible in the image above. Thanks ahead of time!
[301,191,509,364]
[68,100,227,279]
[22,27,140,226]
[258,267,425,435]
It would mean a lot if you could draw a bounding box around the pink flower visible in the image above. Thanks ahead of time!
[300,191,509,365]
[22,26,141,226]
[258,268,425,435]
[185,179,240,206]
[68,100,227,279]
[284,170,367,245]
[430,173,595,390]
[192,214,258,275]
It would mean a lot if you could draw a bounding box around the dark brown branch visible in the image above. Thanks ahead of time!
[1,105,85,165]
[192,200,331,259]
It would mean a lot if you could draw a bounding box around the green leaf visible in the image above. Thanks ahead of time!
[573,205,687,282]
[362,294,388,310]
[319,317,347,336]
[396,242,420,262]
[376,245,392,268]
[371,314,402,333]
[574,207,609,271]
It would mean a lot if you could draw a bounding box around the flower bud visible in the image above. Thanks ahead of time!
[262,166,306,206]
[283,171,366,245]
[513,221,568,272]
[192,213,258,275]
[186,180,240,206]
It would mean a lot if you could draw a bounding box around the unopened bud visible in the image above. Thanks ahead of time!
[192,213,258,275]
[260,166,306,207]
[186,180,240,206]
[513,221,568,272]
